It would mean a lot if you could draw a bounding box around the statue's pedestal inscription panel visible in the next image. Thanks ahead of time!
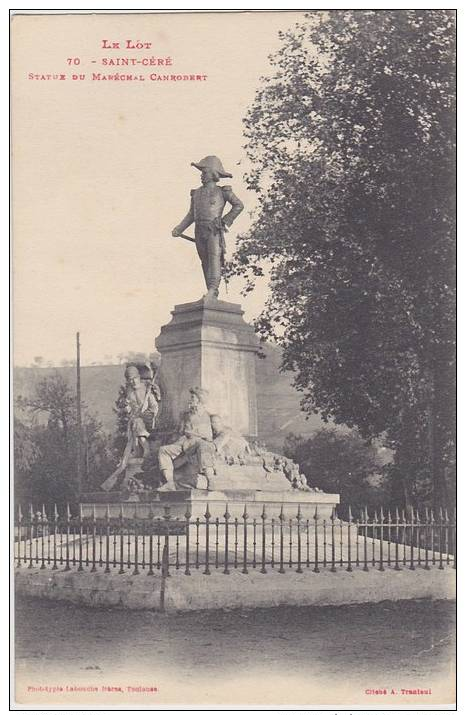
[156,298,259,439]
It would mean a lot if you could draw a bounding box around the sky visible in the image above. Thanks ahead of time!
[12,11,309,366]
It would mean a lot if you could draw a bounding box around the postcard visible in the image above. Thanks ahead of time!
[11,9,456,709]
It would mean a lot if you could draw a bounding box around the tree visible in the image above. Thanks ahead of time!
[284,428,388,514]
[230,10,455,508]
[15,373,117,506]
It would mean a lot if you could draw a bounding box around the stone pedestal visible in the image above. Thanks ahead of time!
[81,489,340,521]
[155,298,259,438]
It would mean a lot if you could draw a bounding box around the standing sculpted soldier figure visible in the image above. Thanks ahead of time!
[171,156,244,300]
[101,364,160,492]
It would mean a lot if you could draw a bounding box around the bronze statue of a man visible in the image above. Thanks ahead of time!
[172,156,244,300]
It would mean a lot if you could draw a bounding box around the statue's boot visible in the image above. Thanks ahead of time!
[158,468,176,492]
[158,482,176,492]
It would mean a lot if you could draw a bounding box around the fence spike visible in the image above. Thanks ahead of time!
[66,503,71,521]
[314,505,319,521]
[205,503,211,520]
[261,504,267,520]
[348,505,352,522]
[133,502,138,519]
[296,504,302,521]
[41,504,46,520]
[29,504,33,520]
[380,506,384,521]
[105,504,110,521]
[444,508,449,523]
[91,503,96,521]
[387,509,392,524]
[243,503,249,520]
[185,504,192,521]
[119,502,124,519]
[18,504,23,521]
[54,503,59,520]
[395,506,400,521]
[430,507,435,524]
[148,502,154,520]
[364,505,369,521]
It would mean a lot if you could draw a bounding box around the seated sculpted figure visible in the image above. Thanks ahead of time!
[158,387,217,491]
[210,414,252,464]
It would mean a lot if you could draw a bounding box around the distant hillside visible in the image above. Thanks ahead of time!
[14,344,332,451]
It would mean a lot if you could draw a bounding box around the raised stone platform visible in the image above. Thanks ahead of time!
[81,488,339,520]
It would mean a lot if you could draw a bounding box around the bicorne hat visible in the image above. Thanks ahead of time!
[191,156,232,178]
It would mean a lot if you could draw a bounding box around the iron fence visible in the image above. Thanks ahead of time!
[14,504,456,576]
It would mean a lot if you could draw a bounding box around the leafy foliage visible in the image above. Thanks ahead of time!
[15,373,117,507]
[284,429,388,514]
[230,10,455,507]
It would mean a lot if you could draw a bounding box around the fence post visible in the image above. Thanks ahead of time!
[148,503,154,576]
[313,506,320,573]
[204,504,211,575]
[363,507,369,572]
[444,509,450,567]
[118,503,125,574]
[438,507,444,571]
[430,508,436,566]
[346,506,353,572]
[104,505,111,573]
[163,505,171,578]
[133,504,140,576]
[44,503,51,567]
[423,506,430,570]
[78,503,84,572]
[52,504,58,570]
[242,504,249,575]
[378,507,385,572]
[416,509,422,566]
[409,506,415,570]
[185,505,192,576]
[253,516,257,569]
[260,504,267,574]
[160,541,169,612]
[278,505,285,574]
[394,507,401,570]
[90,504,97,572]
[386,509,392,567]
[330,508,336,572]
[339,509,343,567]
[16,505,22,568]
[28,505,34,569]
[223,504,230,575]
[64,503,71,572]
[296,505,302,574]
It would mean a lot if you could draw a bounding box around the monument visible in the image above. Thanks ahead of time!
[82,155,339,519]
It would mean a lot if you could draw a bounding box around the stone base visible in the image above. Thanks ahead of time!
[155,297,259,438]
[81,488,339,520]
[173,460,293,492]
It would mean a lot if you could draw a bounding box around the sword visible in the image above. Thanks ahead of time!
[173,232,196,243]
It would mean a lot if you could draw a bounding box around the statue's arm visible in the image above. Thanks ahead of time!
[173,192,195,236]
[222,186,244,227]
